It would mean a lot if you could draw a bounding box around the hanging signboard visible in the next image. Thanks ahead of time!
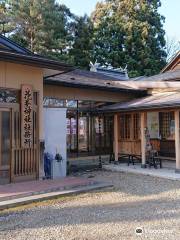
[21,85,33,148]
[147,112,159,139]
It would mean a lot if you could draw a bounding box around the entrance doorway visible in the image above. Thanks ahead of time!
[0,109,11,184]
[78,115,89,153]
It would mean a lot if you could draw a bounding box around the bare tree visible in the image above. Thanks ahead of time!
[166,35,180,62]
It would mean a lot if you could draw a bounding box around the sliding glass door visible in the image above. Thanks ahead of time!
[78,114,89,153]
[0,109,11,184]
[67,111,113,157]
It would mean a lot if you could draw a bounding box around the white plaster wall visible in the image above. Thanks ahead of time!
[44,108,67,177]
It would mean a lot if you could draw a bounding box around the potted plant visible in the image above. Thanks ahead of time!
[55,152,63,162]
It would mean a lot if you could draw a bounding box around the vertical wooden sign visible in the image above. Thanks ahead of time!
[21,85,33,148]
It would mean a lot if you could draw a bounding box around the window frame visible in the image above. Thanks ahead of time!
[119,113,140,141]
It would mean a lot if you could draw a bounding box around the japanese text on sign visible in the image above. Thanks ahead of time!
[21,85,33,148]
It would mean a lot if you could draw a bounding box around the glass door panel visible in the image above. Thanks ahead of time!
[78,116,88,152]
[93,115,113,155]
[67,110,78,155]
[0,110,11,184]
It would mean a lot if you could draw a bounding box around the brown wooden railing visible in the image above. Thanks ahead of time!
[12,147,38,177]
[10,101,39,182]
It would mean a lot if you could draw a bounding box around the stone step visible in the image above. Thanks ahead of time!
[0,179,95,202]
[0,182,113,210]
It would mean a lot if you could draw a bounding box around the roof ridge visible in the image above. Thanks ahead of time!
[161,51,180,73]
[0,34,33,55]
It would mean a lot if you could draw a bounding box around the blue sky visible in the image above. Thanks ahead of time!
[59,0,180,40]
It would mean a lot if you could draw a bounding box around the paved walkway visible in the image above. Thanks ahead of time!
[103,163,180,181]
[0,177,112,210]
[0,177,95,201]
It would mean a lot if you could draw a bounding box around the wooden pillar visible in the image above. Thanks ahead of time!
[140,112,146,168]
[114,114,119,162]
[175,110,180,173]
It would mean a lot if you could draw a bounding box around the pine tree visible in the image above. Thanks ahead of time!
[0,1,6,34]
[6,0,75,62]
[92,0,167,77]
[0,0,13,35]
[69,15,94,69]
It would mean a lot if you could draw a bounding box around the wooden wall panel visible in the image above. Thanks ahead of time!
[118,140,141,155]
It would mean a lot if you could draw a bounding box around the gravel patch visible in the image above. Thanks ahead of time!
[0,170,180,240]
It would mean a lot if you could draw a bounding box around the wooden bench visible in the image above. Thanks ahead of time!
[146,154,162,168]
[109,152,175,169]
[156,156,175,161]
[152,155,175,168]
[109,153,141,165]
[146,152,176,169]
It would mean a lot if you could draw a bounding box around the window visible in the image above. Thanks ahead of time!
[0,89,19,103]
[43,98,113,110]
[133,113,140,139]
[159,112,174,139]
[43,98,78,108]
[66,100,77,108]
[43,97,65,107]
[119,114,131,140]
[119,113,140,140]
[67,110,78,154]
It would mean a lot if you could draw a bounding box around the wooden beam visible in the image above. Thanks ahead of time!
[175,110,180,173]
[114,114,119,162]
[140,112,146,168]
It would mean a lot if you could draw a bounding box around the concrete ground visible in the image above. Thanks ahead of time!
[0,170,180,240]
[103,162,180,181]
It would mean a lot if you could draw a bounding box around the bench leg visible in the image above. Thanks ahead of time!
[132,156,135,165]
[128,155,130,166]
[109,154,111,163]
[148,159,151,168]
[109,153,115,163]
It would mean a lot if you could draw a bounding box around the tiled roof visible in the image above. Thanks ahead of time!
[0,34,74,72]
[0,34,32,55]
[95,67,128,80]
[161,51,180,73]
[102,91,180,112]
[44,69,144,93]
[130,69,180,82]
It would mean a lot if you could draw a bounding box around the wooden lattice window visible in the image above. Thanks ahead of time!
[119,113,140,140]
[159,112,174,139]
[119,114,131,140]
[133,113,140,140]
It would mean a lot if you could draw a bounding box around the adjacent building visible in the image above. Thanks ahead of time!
[0,34,180,184]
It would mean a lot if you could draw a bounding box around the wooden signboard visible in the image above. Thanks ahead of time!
[21,85,33,148]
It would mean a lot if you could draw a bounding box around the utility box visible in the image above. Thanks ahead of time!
[44,108,67,178]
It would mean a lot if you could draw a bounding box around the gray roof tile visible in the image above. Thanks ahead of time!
[102,91,180,112]
[45,69,143,93]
